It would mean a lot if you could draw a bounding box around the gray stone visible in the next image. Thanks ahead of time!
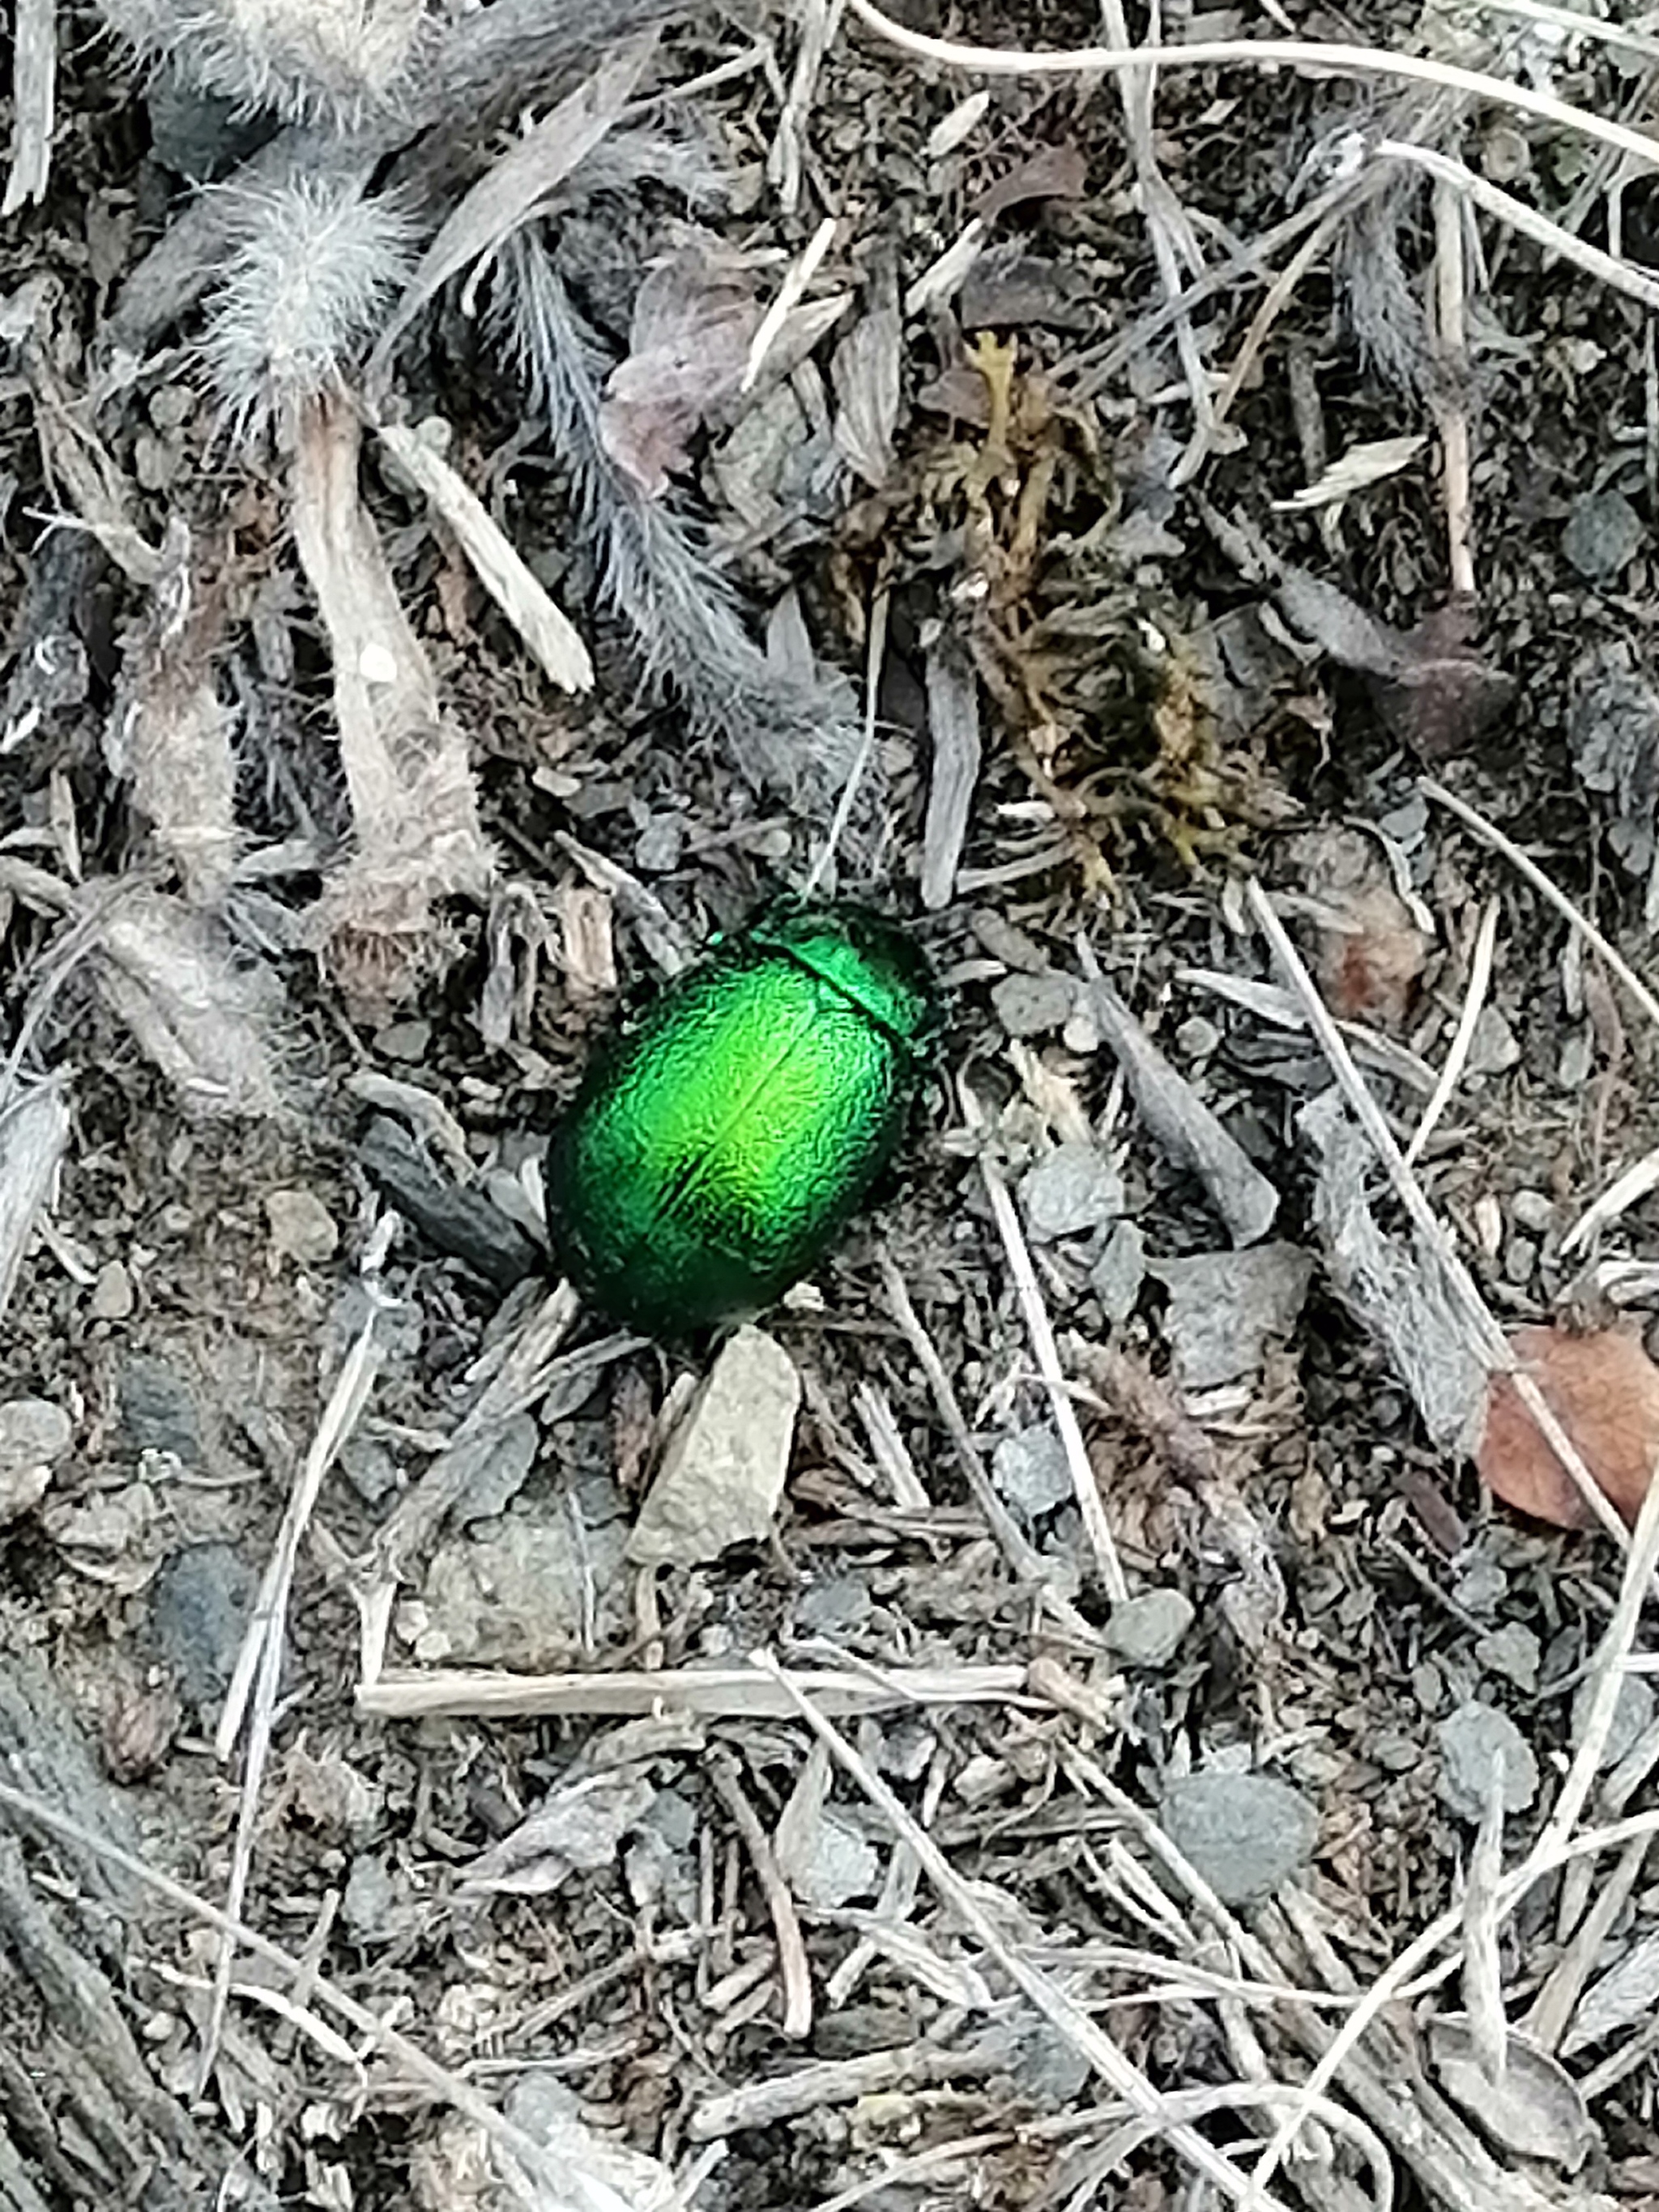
[992,1425,1073,1517]
[342,1852,403,1942]
[1572,1671,1656,1770]
[88,1259,134,1320]
[1437,1699,1540,1820]
[121,1353,202,1464]
[1467,1005,1521,1076]
[1106,1588,1196,1669]
[1161,1771,1319,1904]
[1450,1558,1508,1615]
[795,1573,873,1637]
[633,814,684,873]
[151,1542,254,1707]
[0,1398,71,1523]
[629,1327,801,1568]
[420,1513,629,1669]
[452,1411,540,1524]
[1563,489,1646,582]
[1151,1242,1314,1390]
[991,970,1077,1038]
[1475,1622,1541,1693]
[264,1187,339,1268]
[1090,1218,1146,1322]
[1018,1141,1124,1242]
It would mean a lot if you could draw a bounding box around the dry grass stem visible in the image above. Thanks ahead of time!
[0,1776,591,2211]
[368,37,658,383]
[1247,878,1631,1549]
[753,1654,1297,2212]
[1562,1138,1659,1255]
[879,1255,1104,1643]
[1461,0,1659,65]
[967,1116,1128,1603]
[1423,775,1659,1035]
[743,216,837,393]
[358,1660,1032,1720]
[3,0,55,215]
[1404,897,1499,1166]
[706,1750,813,2039]
[1432,178,1477,597]
[1385,140,1659,315]
[0,1077,70,1326]
[198,1292,383,2091]
[842,0,1659,171]
[804,585,887,896]
[372,417,593,692]
[769,0,848,212]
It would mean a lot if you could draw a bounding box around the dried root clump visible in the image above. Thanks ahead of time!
[95,0,429,126]
[501,231,861,813]
[200,177,414,442]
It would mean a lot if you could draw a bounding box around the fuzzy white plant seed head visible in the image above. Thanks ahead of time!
[201,177,413,442]
[96,0,429,124]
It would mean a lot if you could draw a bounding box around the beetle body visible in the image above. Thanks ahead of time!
[544,906,937,1335]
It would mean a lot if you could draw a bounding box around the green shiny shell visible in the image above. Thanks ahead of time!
[544,905,937,1334]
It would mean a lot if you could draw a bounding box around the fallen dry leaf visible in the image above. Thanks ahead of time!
[975,145,1089,222]
[1477,1324,1659,1529]
[1289,825,1430,1027]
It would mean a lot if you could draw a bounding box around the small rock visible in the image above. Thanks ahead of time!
[1150,1242,1313,1391]
[121,1353,202,1464]
[1019,1141,1124,1242]
[628,1327,801,1568]
[451,1411,540,1524]
[992,1425,1073,1517]
[795,1574,873,1638]
[88,1259,134,1320]
[339,1434,400,1507]
[0,1399,72,1523]
[1437,1699,1540,1819]
[1467,1005,1521,1076]
[1175,1015,1221,1061]
[1090,1218,1146,1322]
[1563,488,1645,582]
[1475,1622,1541,1693]
[151,1543,255,1707]
[1512,1189,1555,1235]
[342,1852,406,1943]
[375,1019,432,1063]
[1106,1588,1196,1669]
[420,1514,629,1669]
[991,970,1077,1038]
[264,1187,339,1268]
[971,2018,1092,2107]
[633,815,684,873]
[1450,1558,1508,1615]
[1571,1671,1656,1770]
[1160,1771,1319,1904]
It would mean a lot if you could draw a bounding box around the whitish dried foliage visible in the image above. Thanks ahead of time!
[201,177,413,441]
[96,0,428,124]
[93,889,284,1116]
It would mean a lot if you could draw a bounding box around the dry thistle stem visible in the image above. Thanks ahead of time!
[96,0,428,124]
[200,175,413,442]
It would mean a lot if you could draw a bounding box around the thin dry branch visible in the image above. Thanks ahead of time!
[3,0,55,214]
[1403,897,1498,1167]
[357,1660,1033,1720]
[842,0,1659,172]
[706,1750,813,2039]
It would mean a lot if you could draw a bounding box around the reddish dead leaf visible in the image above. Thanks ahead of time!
[975,145,1089,222]
[599,249,757,497]
[1289,825,1430,1028]
[1478,1324,1659,1530]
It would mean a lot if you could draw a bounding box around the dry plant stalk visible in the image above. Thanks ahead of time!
[291,387,491,1012]
[93,887,283,1116]
[4,0,55,214]
[0,1077,71,1325]
[356,1660,1031,1719]
[105,521,237,906]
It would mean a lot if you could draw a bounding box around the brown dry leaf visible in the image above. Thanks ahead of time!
[1274,572,1514,760]
[600,247,758,496]
[1289,825,1431,1027]
[975,145,1089,222]
[1477,1323,1659,1529]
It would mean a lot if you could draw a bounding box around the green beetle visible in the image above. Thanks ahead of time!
[544,904,939,1335]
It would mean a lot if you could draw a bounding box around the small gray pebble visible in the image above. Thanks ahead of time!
[151,1543,254,1707]
[1019,1141,1123,1242]
[342,1853,402,1942]
[375,1019,432,1063]
[1512,1189,1555,1234]
[1161,1771,1319,1904]
[1467,1005,1520,1076]
[1090,1218,1146,1322]
[121,1355,202,1465]
[796,1574,873,1637]
[633,814,684,873]
[991,970,1077,1038]
[1175,1015,1221,1061]
[992,1426,1073,1517]
[1474,1622,1541,1693]
[1563,488,1646,582]
[339,1435,400,1507]
[1571,1671,1656,1771]
[1106,1588,1195,1669]
[1450,1558,1508,1615]
[1437,1699,1539,1820]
